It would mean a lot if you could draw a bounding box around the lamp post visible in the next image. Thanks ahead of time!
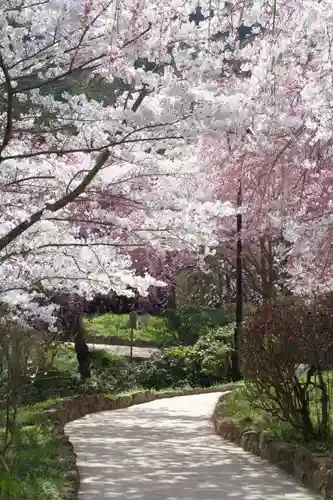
[231,178,243,381]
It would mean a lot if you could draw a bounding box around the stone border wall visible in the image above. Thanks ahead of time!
[45,386,229,500]
[212,394,333,499]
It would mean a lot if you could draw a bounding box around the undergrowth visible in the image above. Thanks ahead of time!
[220,386,333,454]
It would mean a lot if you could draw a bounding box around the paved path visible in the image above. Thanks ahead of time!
[66,342,157,359]
[65,392,320,500]
[87,342,157,359]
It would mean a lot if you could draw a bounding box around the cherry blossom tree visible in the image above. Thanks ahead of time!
[0,0,239,327]
[196,0,333,298]
[3,0,333,334]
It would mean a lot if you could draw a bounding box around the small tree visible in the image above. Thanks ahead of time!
[242,296,333,441]
[0,322,50,470]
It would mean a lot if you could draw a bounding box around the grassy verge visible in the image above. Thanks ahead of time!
[218,385,333,454]
[84,313,175,345]
[0,402,67,500]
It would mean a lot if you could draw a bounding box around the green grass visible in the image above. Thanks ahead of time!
[84,313,176,346]
[219,384,333,453]
[0,403,67,500]
[21,344,137,405]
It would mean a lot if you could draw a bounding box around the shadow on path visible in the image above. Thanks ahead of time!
[65,393,320,500]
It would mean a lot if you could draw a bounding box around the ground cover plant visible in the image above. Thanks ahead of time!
[0,403,68,500]
[219,383,333,455]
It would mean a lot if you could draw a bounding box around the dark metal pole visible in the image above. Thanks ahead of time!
[231,179,243,381]
[130,327,133,363]
[129,310,137,364]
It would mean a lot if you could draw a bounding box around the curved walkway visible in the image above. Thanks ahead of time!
[65,392,320,500]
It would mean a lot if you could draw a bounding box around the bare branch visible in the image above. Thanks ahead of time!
[11,20,153,95]
[31,242,143,250]
[4,175,55,187]
[48,217,174,234]
[0,149,111,252]
[122,22,152,49]
[13,53,105,94]
[1,133,183,161]
[132,85,149,112]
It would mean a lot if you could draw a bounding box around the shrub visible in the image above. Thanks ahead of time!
[89,348,137,391]
[186,324,233,386]
[165,306,234,345]
[0,322,54,469]
[0,405,66,500]
[241,296,333,441]
[135,346,189,390]
[136,325,233,389]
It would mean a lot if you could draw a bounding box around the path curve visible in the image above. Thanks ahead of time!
[65,392,320,499]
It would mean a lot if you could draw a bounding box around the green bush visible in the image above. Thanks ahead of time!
[219,386,333,454]
[89,349,137,391]
[136,325,233,390]
[165,306,234,345]
[0,409,66,500]
[186,324,233,386]
[135,346,189,390]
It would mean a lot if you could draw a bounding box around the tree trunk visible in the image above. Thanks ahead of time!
[168,284,177,310]
[74,322,91,380]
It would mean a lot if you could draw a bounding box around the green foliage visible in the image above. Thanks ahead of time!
[135,346,190,390]
[84,313,173,346]
[221,386,333,453]
[84,313,129,336]
[21,345,135,404]
[136,325,233,390]
[242,297,333,441]
[0,409,66,500]
[84,308,239,348]
[186,324,233,385]
[165,306,234,345]
[88,349,137,392]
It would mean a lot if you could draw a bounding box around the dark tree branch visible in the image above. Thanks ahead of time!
[122,22,152,49]
[0,149,111,252]
[1,132,183,161]
[13,53,105,94]
[11,22,153,95]
[0,51,13,156]
[4,175,55,187]
[132,85,149,112]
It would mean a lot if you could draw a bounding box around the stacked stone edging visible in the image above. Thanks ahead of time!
[212,393,333,499]
[45,386,227,500]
